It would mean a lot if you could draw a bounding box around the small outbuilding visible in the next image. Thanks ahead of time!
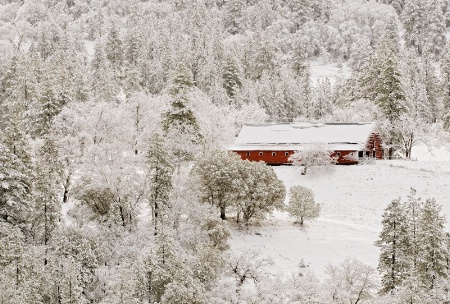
[230,122,383,165]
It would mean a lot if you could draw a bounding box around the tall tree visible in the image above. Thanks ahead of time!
[0,141,33,227]
[416,198,448,290]
[375,198,411,294]
[162,63,203,162]
[146,133,173,235]
[441,42,450,130]
[31,136,62,248]
[222,54,242,103]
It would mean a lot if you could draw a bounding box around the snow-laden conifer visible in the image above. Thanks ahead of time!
[376,198,411,294]
[416,198,448,290]
[146,133,173,236]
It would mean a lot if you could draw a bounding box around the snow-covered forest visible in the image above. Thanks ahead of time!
[1,0,450,303]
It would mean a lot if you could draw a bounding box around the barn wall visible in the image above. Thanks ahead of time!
[233,150,359,165]
[331,151,359,165]
[233,150,294,165]
[365,132,383,159]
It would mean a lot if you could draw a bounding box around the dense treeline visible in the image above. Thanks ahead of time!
[1,0,450,303]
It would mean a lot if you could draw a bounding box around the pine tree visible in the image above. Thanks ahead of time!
[422,52,440,123]
[32,136,62,247]
[380,0,405,14]
[441,42,450,130]
[105,24,124,74]
[402,0,427,54]
[0,142,33,226]
[416,198,448,290]
[375,198,411,294]
[423,0,446,57]
[404,188,422,272]
[247,32,278,81]
[375,56,407,123]
[222,54,242,102]
[224,0,245,35]
[90,42,119,102]
[146,133,174,235]
[162,63,203,162]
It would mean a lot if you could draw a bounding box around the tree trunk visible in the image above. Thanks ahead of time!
[220,205,226,220]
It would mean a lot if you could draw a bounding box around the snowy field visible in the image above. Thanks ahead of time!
[228,145,450,279]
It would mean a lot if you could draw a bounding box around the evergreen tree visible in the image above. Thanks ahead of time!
[416,198,448,290]
[224,0,245,35]
[402,0,427,55]
[162,63,203,162]
[31,136,62,247]
[441,42,450,130]
[375,198,411,294]
[222,54,242,102]
[404,188,422,272]
[0,142,33,227]
[146,133,174,235]
[90,41,119,102]
[105,24,124,74]
[380,0,405,14]
[422,52,440,123]
[246,32,278,81]
[423,0,446,57]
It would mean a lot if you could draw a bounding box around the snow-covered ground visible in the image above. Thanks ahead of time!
[228,144,450,279]
[310,59,352,84]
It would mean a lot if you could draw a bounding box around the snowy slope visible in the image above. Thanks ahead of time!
[228,147,450,279]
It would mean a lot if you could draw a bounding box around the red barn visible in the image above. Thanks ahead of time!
[230,122,383,165]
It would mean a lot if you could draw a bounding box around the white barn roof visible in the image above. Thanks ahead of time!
[231,122,377,151]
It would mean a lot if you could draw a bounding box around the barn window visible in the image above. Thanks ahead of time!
[337,152,341,157]
[373,151,376,158]
[259,152,263,156]
[365,151,370,157]
[272,152,276,156]
[246,152,250,156]
[358,151,363,158]
[285,152,289,156]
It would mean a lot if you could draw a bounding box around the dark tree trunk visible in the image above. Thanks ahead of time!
[220,206,226,220]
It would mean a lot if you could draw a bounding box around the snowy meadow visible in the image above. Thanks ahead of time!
[230,155,450,279]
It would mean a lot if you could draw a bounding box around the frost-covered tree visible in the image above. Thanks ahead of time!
[224,0,245,35]
[222,54,242,102]
[286,185,320,227]
[146,133,173,235]
[416,198,448,290]
[105,24,123,73]
[192,151,241,220]
[234,161,285,225]
[402,0,427,55]
[90,42,119,102]
[31,136,62,247]
[289,144,336,175]
[402,187,422,281]
[324,258,378,304]
[442,42,450,130]
[0,142,33,226]
[376,198,411,294]
[162,63,203,162]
